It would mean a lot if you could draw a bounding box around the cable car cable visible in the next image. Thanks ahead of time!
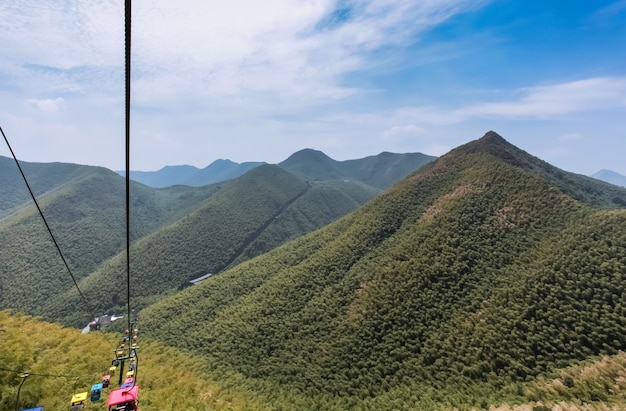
[124,0,133,338]
[0,125,97,323]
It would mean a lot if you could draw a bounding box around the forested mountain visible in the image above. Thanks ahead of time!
[137,131,626,409]
[3,132,626,409]
[592,169,626,188]
[1,158,388,326]
[0,166,220,319]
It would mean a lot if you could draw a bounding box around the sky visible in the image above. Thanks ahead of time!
[0,0,625,176]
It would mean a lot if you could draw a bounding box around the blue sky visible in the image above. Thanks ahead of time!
[0,0,624,175]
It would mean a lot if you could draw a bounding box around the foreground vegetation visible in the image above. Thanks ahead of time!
[4,310,626,410]
[0,310,265,411]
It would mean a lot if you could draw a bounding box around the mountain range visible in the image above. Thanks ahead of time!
[120,149,626,193]
[2,132,626,409]
[120,159,265,188]
[119,148,436,190]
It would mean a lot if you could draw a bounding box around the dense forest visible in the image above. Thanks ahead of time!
[2,132,626,409]
[1,149,426,326]
[138,132,626,409]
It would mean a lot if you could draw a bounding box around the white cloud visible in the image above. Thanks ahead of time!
[357,77,626,128]
[26,97,65,113]
[1,1,624,176]
[454,77,626,120]
[381,124,424,141]
[0,1,122,69]
[0,0,486,102]
[0,0,490,169]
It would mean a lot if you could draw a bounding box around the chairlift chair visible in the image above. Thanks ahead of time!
[107,385,139,411]
[70,392,88,410]
[90,383,104,402]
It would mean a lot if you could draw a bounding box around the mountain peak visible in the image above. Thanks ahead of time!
[282,148,333,164]
[445,130,518,161]
[479,130,506,143]
[278,148,342,180]
[472,130,511,152]
[435,131,626,208]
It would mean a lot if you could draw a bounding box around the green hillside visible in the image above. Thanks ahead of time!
[340,151,437,189]
[229,179,381,267]
[278,148,345,180]
[0,156,88,219]
[137,132,626,409]
[0,166,220,319]
[36,165,308,325]
[0,310,265,411]
[3,312,626,410]
[1,157,385,326]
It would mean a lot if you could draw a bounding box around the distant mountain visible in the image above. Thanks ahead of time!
[121,150,436,189]
[183,159,265,187]
[120,159,266,188]
[340,151,438,189]
[278,148,345,180]
[126,164,199,187]
[140,131,626,408]
[592,169,626,188]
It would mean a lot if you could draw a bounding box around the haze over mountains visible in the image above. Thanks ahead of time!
[2,132,626,409]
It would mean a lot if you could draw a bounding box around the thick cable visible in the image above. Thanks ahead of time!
[0,125,97,322]
[125,0,132,337]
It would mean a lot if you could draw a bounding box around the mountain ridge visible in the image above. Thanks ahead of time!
[119,149,436,189]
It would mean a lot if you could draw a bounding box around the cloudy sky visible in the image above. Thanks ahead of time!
[0,0,624,176]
